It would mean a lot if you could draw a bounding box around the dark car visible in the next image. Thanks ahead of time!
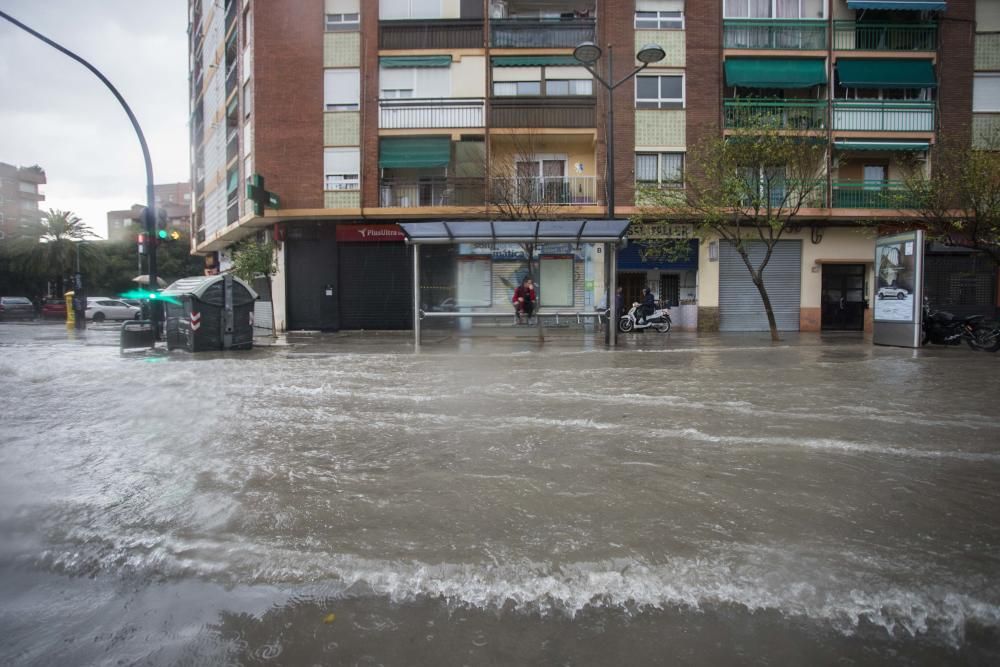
[0,296,35,320]
[41,298,67,320]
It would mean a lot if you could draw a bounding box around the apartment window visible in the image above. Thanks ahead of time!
[324,148,360,190]
[635,74,684,109]
[325,13,360,31]
[544,80,594,96]
[380,0,442,20]
[724,0,824,19]
[21,199,35,210]
[493,81,542,96]
[636,153,684,187]
[635,1,685,29]
[974,74,1000,113]
[242,7,252,47]
[243,80,252,117]
[18,181,37,194]
[380,67,449,99]
[325,69,361,110]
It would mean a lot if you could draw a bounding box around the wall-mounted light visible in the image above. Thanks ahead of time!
[708,241,718,262]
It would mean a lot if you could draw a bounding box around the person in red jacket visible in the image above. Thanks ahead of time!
[512,276,536,324]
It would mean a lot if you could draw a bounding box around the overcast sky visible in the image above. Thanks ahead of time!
[0,1,189,239]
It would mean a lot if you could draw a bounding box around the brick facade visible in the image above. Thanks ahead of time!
[254,0,324,210]
[938,0,976,145]
[597,0,638,210]
[361,3,380,210]
[684,0,722,177]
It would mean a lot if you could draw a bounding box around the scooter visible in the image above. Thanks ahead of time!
[922,302,983,349]
[619,302,672,333]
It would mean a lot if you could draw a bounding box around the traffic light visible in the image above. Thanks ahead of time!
[137,232,148,255]
[156,228,182,243]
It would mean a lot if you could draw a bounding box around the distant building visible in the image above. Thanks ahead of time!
[0,162,46,242]
[106,182,193,243]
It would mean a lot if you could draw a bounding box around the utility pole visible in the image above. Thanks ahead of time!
[1,9,159,341]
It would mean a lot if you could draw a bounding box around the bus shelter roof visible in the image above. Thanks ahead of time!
[397,220,630,245]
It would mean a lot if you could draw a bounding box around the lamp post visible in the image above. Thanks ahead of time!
[1,9,159,341]
[573,41,665,345]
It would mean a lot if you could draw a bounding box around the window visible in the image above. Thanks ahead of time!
[380,0,441,20]
[324,148,360,190]
[635,11,684,29]
[243,80,252,117]
[636,153,685,187]
[380,67,450,99]
[493,81,542,96]
[325,13,359,31]
[544,80,593,96]
[974,74,1000,113]
[635,74,684,109]
[20,199,35,210]
[724,0,824,19]
[325,69,361,110]
[18,181,37,194]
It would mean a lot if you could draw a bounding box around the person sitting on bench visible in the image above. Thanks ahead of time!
[512,276,536,324]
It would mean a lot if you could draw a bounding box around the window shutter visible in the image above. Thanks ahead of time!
[416,67,450,97]
[380,67,414,92]
[410,0,442,19]
[324,69,360,107]
[636,0,684,10]
[325,148,360,175]
[974,75,1000,112]
[379,0,407,19]
[325,0,359,13]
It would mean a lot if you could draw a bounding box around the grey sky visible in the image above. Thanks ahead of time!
[0,1,189,239]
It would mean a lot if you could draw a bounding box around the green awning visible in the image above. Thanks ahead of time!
[379,137,451,169]
[846,1,945,10]
[379,56,452,68]
[835,140,930,151]
[724,58,827,89]
[836,59,937,89]
[492,56,582,67]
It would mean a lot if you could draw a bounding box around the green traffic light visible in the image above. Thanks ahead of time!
[157,229,168,240]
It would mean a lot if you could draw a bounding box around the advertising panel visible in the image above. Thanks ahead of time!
[873,230,925,348]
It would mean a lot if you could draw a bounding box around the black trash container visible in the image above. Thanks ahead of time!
[162,274,258,351]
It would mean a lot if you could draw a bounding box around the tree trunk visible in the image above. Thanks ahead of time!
[752,273,781,342]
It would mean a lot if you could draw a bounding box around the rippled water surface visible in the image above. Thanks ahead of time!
[1,324,998,665]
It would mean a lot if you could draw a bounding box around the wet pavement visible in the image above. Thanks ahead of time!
[1,322,999,665]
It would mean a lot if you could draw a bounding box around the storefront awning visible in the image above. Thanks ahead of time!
[846,1,946,10]
[836,59,937,89]
[378,137,451,169]
[834,140,930,151]
[492,56,582,67]
[398,220,631,244]
[724,58,827,89]
[379,56,452,68]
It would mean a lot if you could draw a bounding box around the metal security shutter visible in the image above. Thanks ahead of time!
[253,301,273,333]
[286,238,339,331]
[338,242,413,329]
[719,240,802,331]
[925,251,998,318]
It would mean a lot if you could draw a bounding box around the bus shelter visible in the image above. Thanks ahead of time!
[397,220,630,346]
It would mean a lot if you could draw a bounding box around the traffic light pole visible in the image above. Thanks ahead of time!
[0,9,159,340]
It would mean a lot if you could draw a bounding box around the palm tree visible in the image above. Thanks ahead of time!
[14,209,97,296]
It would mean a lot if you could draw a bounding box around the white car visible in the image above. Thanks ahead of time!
[877,286,909,300]
[85,298,141,322]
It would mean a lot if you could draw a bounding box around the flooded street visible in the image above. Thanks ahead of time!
[1,323,998,665]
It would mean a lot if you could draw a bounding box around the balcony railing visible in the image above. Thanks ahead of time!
[739,180,828,209]
[723,19,826,50]
[833,22,937,51]
[379,178,485,207]
[379,19,483,50]
[490,18,596,48]
[832,181,917,209]
[379,98,485,129]
[490,96,596,128]
[724,99,827,130]
[226,200,239,224]
[832,100,936,132]
[491,176,598,206]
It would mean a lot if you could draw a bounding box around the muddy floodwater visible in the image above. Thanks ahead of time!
[1,324,999,665]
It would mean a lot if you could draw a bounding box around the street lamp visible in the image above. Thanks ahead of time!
[573,41,665,346]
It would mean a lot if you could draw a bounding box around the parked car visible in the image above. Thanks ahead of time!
[877,286,909,300]
[85,297,141,322]
[41,298,67,319]
[0,296,35,320]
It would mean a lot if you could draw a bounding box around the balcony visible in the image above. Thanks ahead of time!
[832,181,917,209]
[225,63,238,97]
[379,98,485,129]
[832,100,935,132]
[490,96,595,128]
[490,176,598,206]
[379,19,483,50]
[379,177,485,207]
[833,22,937,51]
[724,99,827,130]
[226,131,239,163]
[490,18,596,49]
[723,19,826,50]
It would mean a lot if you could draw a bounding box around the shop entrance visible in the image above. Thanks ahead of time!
[821,263,866,331]
[617,272,646,310]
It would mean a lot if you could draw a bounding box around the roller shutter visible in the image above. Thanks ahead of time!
[338,242,413,329]
[719,240,802,332]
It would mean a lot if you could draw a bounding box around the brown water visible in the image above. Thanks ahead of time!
[1,324,998,665]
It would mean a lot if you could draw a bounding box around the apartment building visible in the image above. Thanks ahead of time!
[187,0,995,333]
[0,162,46,242]
[107,182,193,243]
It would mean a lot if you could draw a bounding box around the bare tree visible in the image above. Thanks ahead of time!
[637,121,828,341]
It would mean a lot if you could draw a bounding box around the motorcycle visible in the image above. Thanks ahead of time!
[619,302,672,333]
[921,303,983,349]
[969,319,1000,353]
